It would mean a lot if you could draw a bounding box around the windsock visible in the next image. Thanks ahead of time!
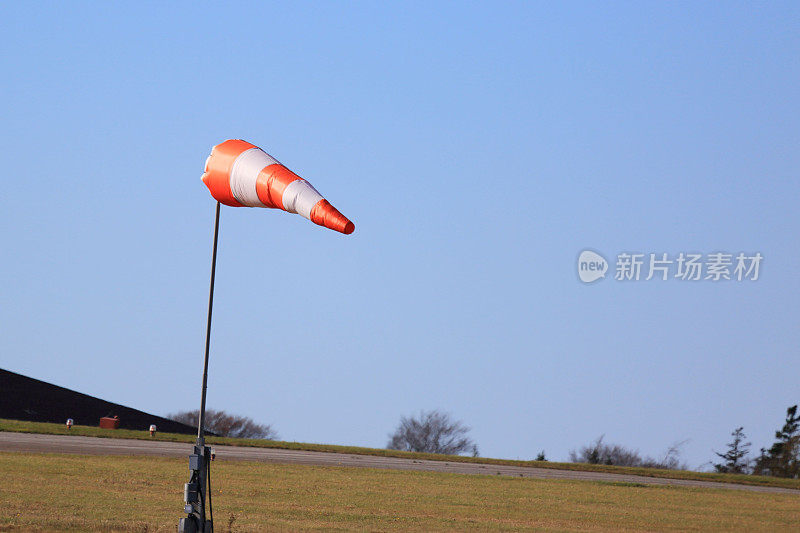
[202,139,354,234]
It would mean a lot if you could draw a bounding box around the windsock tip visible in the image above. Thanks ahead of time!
[311,199,355,235]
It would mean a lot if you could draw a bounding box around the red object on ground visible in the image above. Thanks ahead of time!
[99,416,120,429]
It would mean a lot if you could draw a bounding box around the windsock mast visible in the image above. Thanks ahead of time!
[181,139,354,532]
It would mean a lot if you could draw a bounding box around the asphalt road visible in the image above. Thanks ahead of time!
[1,432,797,495]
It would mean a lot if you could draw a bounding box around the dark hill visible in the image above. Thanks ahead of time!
[0,368,197,434]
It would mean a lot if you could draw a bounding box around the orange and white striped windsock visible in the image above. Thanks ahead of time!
[201,139,354,235]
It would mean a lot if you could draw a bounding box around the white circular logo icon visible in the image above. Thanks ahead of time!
[578,250,608,283]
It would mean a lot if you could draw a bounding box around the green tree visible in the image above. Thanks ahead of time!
[753,405,799,478]
[712,427,750,474]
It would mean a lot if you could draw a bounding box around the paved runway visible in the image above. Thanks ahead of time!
[1,432,797,495]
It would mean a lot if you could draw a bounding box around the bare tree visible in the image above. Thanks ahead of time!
[570,436,688,470]
[569,436,642,466]
[387,410,477,455]
[640,440,690,470]
[168,409,278,440]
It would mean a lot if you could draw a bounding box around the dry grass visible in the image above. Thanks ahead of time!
[3,418,799,491]
[0,452,798,532]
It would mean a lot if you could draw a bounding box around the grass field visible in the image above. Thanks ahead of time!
[1,452,798,532]
[3,418,799,492]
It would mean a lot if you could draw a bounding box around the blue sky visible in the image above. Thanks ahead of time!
[1,2,798,467]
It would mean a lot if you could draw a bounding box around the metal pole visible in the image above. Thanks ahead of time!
[180,201,220,533]
[198,201,221,446]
